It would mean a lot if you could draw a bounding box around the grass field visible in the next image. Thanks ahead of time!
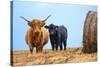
[11,48,97,66]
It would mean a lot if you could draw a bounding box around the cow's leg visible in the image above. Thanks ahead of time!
[63,40,66,50]
[38,44,43,52]
[40,46,43,52]
[38,47,42,52]
[50,40,55,51]
[60,42,63,50]
[56,44,58,51]
[29,43,33,54]
[29,47,33,54]
[51,43,54,51]
[36,48,39,53]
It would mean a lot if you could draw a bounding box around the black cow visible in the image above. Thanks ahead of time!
[45,24,67,51]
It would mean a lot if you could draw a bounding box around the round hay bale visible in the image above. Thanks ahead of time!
[82,11,97,53]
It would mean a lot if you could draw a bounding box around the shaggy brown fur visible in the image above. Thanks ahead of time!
[20,15,51,53]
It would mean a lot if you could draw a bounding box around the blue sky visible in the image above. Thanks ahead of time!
[12,1,97,51]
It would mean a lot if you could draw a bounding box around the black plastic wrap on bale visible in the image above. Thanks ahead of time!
[82,11,97,53]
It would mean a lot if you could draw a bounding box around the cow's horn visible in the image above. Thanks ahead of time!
[20,16,30,22]
[43,15,51,22]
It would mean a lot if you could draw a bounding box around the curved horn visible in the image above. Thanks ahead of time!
[20,16,30,22]
[43,15,51,22]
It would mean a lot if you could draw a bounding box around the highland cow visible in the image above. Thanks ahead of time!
[20,15,51,53]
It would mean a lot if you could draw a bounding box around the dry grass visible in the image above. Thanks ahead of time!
[11,48,97,66]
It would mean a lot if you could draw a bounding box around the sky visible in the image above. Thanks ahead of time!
[12,1,97,51]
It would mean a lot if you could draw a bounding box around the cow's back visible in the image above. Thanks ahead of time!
[57,26,67,41]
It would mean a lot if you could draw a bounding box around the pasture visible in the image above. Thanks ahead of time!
[12,48,97,66]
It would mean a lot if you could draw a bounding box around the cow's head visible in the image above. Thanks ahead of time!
[20,15,51,36]
[45,24,58,35]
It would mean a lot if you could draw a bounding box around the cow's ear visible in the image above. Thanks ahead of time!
[45,25,49,29]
